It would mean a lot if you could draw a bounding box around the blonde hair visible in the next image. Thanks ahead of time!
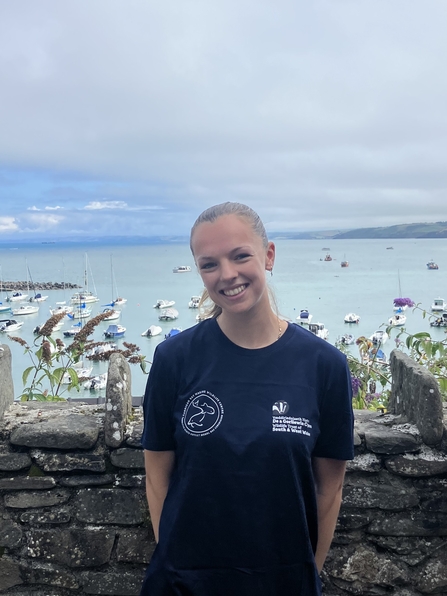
[190,202,273,320]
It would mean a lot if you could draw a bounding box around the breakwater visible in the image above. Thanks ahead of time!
[2,281,80,291]
[1,347,447,595]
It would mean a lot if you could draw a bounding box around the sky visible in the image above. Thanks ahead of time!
[1,0,447,240]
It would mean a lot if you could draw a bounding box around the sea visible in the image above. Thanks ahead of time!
[1,238,446,400]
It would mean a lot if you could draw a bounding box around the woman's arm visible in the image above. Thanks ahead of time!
[312,456,347,573]
[144,449,176,543]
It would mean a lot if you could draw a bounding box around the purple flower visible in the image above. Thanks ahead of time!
[393,297,415,308]
[351,376,362,396]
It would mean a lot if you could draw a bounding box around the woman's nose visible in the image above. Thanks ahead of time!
[220,259,237,280]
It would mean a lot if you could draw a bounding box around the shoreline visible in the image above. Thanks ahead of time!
[1,281,81,291]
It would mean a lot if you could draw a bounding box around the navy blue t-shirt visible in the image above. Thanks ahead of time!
[141,319,354,596]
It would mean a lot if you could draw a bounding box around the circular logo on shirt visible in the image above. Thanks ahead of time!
[272,400,289,415]
[181,391,224,436]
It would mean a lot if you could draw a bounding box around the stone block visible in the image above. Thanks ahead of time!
[0,476,56,490]
[0,344,14,421]
[21,562,79,589]
[368,511,447,536]
[10,414,99,449]
[342,483,419,510]
[385,446,447,477]
[59,473,114,487]
[0,557,23,591]
[364,420,421,454]
[73,488,145,525]
[0,519,23,548]
[389,350,444,445]
[31,449,106,473]
[81,570,145,595]
[4,489,70,509]
[415,550,447,594]
[27,528,115,568]
[0,450,32,471]
[20,508,71,524]
[110,447,144,469]
[116,528,155,563]
[104,353,132,448]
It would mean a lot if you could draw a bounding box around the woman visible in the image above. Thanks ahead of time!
[141,202,354,596]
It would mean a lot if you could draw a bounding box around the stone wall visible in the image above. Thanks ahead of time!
[1,347,447,595]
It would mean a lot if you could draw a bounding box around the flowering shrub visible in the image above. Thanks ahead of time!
[393,297,415,308]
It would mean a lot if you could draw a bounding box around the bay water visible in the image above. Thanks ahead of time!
[1,238,446,399]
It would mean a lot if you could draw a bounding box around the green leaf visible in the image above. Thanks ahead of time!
[22,366,35,386]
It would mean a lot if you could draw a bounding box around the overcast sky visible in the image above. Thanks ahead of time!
[1,0,446,240]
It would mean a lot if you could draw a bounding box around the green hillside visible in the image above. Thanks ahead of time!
[332,222,447,240]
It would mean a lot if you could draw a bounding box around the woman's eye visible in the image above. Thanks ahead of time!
[235,253,250,260]
[200,262,216,270]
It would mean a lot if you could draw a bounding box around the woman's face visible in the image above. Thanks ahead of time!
[191,214,275,317]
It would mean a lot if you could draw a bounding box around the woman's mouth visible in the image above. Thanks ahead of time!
[221,284,248,297]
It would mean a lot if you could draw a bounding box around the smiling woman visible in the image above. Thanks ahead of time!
[140,202,354,596]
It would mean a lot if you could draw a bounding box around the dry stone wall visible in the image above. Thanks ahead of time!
[0,348,447,595]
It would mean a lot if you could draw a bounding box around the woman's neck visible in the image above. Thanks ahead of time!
[216,309,287,349]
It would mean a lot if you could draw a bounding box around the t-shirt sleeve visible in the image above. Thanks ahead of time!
[312,355,354,460]
[141,344,178,451]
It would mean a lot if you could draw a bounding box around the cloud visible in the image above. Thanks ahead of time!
[84,201,128,210]
[22,212,65,232]
[0,217,19,232]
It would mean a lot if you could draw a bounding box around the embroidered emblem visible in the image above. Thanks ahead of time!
[181,391,224,436]
[272,400,289,415]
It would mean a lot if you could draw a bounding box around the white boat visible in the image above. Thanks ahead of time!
[85,343,117,358]
[70,253,100,304]
[154,299,176,309]
[344,313,360,324]
[70,291,99,304]
[158,308,179,321]
[370,330,389,345]
[63,324,82,338]
[104,324,126,338]
[427,260,439,270]
[33,318,64,334]
[67,305,92,320]
[50,304,73,315]
[430,313,447,328]
[6,292,29,302]
[83,373,108,391]
[141,325,162,337]
[308,322,329,340]
[0,319,24,333]
[431,298,446,312]
[363,348,387,366]
[106,255,127,308]
[62,364,93,385]
[188,296,201,308]
[12,305,39,316]
[339,333,355,345]
[388,313,406,327]
[112,297,127,306]
[29,293,49,303]
[102,308,121,321]
[297,309,312,325]
[0,304,11,313]
[173,265,191,273]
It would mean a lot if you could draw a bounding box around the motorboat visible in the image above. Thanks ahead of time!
[339,333,355,345]
[296,309,312,325]
[63,323,82,338]
[50,304,73,316]
[62,364,93,385]
[0,303,11,313]
[308,322,329,340]
[112,297,127,306]
[141,325,162,337]
[104,324,126,338]
[70,291,99,304]
[67,305,92,320]
[431,298,446,312]
[102,308,121,321]
[340,259,349,267]
[158,308,179,321]
[12,305,39,316]
[33,319,64,334]
[188,296,201,308]
[29,293,49,303]
[363,348,387,366]
[324,254,332,262]
[430,313,447,328]
[165,327,182,339]
[85,343,117,358]
[154,299,176,309]
[6,292,29,302]
[173,265,191,273]
[83,373,108,391]
[0,319,24,333]
[427,260,439,270]
[344,313,360,324]
[388,313,406,327]
[370,330,389,345]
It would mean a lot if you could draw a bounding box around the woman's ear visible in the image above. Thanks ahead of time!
[265,241,275,271]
